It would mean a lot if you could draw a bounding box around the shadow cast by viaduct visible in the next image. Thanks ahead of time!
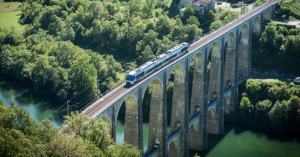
[82,1,278,157]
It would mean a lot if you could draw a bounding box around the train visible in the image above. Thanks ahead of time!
[126,42,190,85]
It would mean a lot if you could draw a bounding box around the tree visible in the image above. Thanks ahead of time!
[239,97,252,123]
[210,20,222,31]
[156,16,171,38]
[182,5,197,23]
[186,16,200,26]
[241,6,249,14]
[69,54,97,92]
[140,45,155,63]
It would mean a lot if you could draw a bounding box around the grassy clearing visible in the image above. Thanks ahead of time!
[0,0,22,13]
[0,0,24,32]
[0,10,25,32]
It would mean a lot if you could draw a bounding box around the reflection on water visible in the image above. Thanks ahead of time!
[191,123,300,157]
[2,78,300,157]
[0,78,64,127]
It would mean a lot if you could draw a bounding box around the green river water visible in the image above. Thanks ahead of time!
[1,78,300,157]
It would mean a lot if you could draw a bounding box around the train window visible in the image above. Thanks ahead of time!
[126,75,133,80]
[181,47,187,53]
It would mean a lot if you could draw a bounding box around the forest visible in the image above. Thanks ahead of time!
[252,23,300,74]
[0,99,141,156]
[252,0,300,75]
[0,0,207,103]
[237,79,300,132]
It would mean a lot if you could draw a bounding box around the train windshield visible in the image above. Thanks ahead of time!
[126,75,134,81]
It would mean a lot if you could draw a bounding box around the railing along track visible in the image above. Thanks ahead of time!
[81,1,278,118]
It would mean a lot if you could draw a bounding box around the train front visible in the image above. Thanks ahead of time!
[125,72,136,85]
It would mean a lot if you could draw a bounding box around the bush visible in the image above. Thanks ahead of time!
[232,4,239,8]
[288,29,298,35]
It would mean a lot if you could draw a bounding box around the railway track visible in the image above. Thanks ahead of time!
[81,1,277,118]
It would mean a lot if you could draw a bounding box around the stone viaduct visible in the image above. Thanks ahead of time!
[82,1,278,157]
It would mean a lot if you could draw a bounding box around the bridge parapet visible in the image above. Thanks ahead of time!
[166,124,182,150]
[189,109,201,128]
[208,95,218,112]
[144,146,159,157]
[224,83,233,99]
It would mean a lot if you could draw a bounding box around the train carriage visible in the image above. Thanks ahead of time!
[126,43,190,85]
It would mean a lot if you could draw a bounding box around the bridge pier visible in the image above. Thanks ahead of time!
[169,65,187,157]
[189,53,206,151]
[224,32,237,115]
[124,96,140,147]
[207,42,222,135]
[148,80,164,157]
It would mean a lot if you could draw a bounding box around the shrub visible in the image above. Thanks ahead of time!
[232,4,239,8]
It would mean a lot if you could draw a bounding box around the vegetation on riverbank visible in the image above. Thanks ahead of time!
[237,79,300,132]
[0,98,141,156]
[252,22,300,75]
[0,0,205,103]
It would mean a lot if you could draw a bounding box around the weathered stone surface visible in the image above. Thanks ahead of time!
[207,42,222,135]
[238,24,250,77]
[169,65,186,157]
[168,140,181,157]
[148,79,164,157]
[252,17,261,37]
[264,10,271,20]
[224,33,236,114]
[189,53,205,151]
[124,96,139,147]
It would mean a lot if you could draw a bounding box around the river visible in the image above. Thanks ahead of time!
[1,78,300,156]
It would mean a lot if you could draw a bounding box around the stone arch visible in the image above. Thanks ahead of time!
[168,140,180,157]
[224,96,232,114]
[207,42,222,134]
[100,117,112,137]
[189,52,206,151]
[238,24,250,77]
[206,41,222,60]
[141,76,164,102]
[166,64,186,84]
[208,108,216,117]
[190,123,199,132]
[264,10,271,21]
[146,79,164,156]
[116,96,139,147]
[168,64,187,157]
[252,17,261,37]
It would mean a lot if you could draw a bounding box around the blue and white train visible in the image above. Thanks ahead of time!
[126,43,190,85]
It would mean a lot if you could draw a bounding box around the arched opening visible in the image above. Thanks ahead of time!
[116,96,139,147]
[143,79,164,156]
[264,10,271,21]
[100,117,112,137]
[188,53,205,151]
[189,123,202,150]
[167,64,186,156]
[252,17,261,37]
[238,24,250,77]
[208,109,216,118]
[224,32,236,118]
[168,140,180,157]
[207,42,222,134]
[224,96,232,114]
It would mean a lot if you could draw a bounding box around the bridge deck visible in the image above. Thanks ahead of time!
[82,1,278,118]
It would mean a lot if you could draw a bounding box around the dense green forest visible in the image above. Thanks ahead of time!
[252,22,300,74]
[237,79,300,132]
[252,0,300,74]
[0,99,141,156]
[0,0,206,103]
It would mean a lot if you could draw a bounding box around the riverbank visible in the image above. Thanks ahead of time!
[0,76,63,126]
